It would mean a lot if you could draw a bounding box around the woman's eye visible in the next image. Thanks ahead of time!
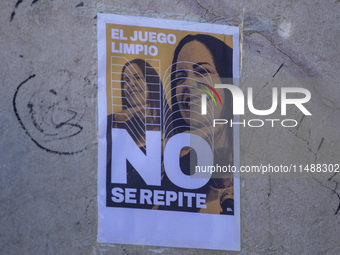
[174,76,186,85]
[133,74,144,83]
[174,71,187,85]
[196,67,210,75]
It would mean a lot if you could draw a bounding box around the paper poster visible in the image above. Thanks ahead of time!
[97,13,240,250]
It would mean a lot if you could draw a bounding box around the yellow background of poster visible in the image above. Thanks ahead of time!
[105,23,233,115]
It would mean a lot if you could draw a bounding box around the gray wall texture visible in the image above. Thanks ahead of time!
[1,0,339,254]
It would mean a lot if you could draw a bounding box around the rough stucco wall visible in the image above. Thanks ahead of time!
[1,0,339,254]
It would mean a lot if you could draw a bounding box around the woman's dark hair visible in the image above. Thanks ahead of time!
[121,59,160,109]
[119,59,163,146]
[169,34,234,169]
[170,34,233,134]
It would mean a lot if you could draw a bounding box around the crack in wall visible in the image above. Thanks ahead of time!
[312,177,340,215]
[288,127,323,162]
[195,0,209,17]
[195,0,239,25]
[288,128,339,215]
[252,31,311,77]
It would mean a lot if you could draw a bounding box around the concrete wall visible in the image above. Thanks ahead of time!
[1,0,339,254]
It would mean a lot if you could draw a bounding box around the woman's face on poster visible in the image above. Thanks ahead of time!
[174,40,225,126]
[122,63,146,107]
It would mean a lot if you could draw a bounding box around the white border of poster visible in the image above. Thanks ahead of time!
[97,13,240,251]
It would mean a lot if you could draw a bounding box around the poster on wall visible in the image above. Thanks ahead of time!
[97,13,240,251]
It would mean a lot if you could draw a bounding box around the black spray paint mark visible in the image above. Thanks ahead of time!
[334,192,340,215]
[10,0,23,22]
[49,89,57,95]
[15,0,23,8]
[11,0,39,22]
[31,0,40,6]
[93,11,103,19]
[272,63,284,77]
[10,11,16,22]
[75,2,84,7]
[13,75,85,155]
[26,100,83,139]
